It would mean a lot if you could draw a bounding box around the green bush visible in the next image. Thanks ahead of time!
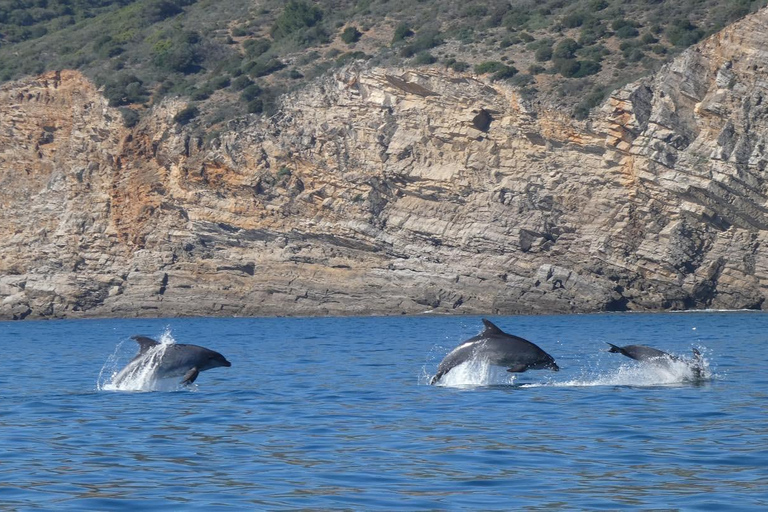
[243,38,271,58]
[296,51,321,66]
[491,65,518,81]
[574,60,601,77]
[615,25,639,39]
[144,0,184,24]
[454,26,475,44]
[151,32,202,74]
[451,61,470,72]
[119,107,140,128]
[271,0,323,40]
[510,73,534,87]
[500,35,521,48]
[208,76,231,90]
[461,5,488,18]
[625,48,644,62]
[527,38,552,51]
[94,35,124,58]
[503,10,530,29]
[562,12,588,29]
[341,26,362,44]
[246,98,264,114]
[103,74,149,107]
[474,61,507,75]
[487,4,511,27]
[579,44,609,62]
[535,45,553,62]
[666,18,704,47]
[620,40,641,53]
[553,38,579,59]
[554,58,581,78]
[240,83,263,101]
[400,28,443,56]
[392,23,414,43]
[244,58,285,77]
[190,88,211,101]
[640,32,659,45]
[578,28,600,46]
[414,51,436,65]
[611,19,639,31]
[231,75,253,91]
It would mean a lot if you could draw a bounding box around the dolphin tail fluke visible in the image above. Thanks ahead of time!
[181,367,200,386]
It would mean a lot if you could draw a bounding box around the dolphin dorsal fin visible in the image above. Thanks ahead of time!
[481,319,505,336]
[131,335,160,354]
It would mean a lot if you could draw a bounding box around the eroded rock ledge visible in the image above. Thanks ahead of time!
[3,9,768,319]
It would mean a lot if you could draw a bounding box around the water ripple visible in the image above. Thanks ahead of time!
[0,313,766,509]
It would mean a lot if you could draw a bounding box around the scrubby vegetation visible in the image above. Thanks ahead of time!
[0,0,765,126]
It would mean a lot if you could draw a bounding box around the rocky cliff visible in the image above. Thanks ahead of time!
[3,9,768,319]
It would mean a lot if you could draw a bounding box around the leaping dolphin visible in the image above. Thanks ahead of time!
[113,335,232,387]
[431,319,559,385]
[607,343,704,379]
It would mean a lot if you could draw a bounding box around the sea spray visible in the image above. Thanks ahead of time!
[524,347,713,388]
[427,345,713,388]
[98,328,185,392]
[431,358,517,388]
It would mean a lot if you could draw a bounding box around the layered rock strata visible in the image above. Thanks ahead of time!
[3,10,768,319]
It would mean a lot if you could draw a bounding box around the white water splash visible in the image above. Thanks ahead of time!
[430,359,518,388]
[98,328,189,392]
[427,346,714,389]
[524,357,711,388]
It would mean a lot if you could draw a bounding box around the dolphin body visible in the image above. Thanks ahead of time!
[113,335,232,387]
[607,343,704,379]
[431,319,559,385]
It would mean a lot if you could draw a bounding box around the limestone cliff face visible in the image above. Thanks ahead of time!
[3,10,768,319]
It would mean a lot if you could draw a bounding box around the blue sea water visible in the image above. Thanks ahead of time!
[1,312,767,510]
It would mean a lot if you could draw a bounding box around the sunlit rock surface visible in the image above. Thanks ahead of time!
[2,9,768,319]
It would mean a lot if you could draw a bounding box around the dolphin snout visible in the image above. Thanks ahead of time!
[223,359,232,367]
[550,362,560,372]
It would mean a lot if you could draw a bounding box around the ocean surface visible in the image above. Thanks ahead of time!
[1,312,766,510]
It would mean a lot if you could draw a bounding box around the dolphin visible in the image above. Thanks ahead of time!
[113,335,232,387]
[606,343,704,379]
[431,319,559,385]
